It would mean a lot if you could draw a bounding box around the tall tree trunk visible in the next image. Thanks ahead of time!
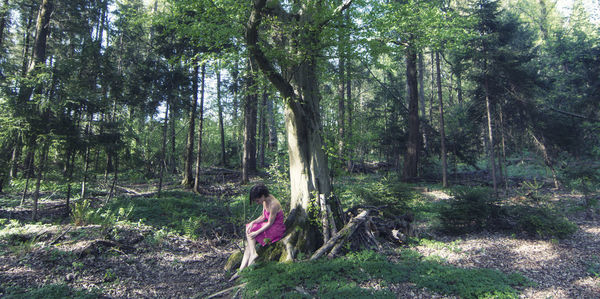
[436,52,448,187]
[20,4,35,76]
[346,45,353,171]
[242,58,258,184]
[267,91,277,150]
[158,102,169,197]
[499,105,509,190]
[169,98,177,174]
[65,149,75,215]
[107,154,118,203]
[20,145,34,205]
[484,60,498,195]
[81,114,92,200]
[0,0,9,51]
[456,72,463,106]
[182,64,199,187]
[217,68,226,167]
[403,46,420,181]
[194,63,206,193]
[259,87,268,168]
[32,141,49,221]
[9,135,22,179]
[338,33,346,161]
[247,0,345,258]
[18,0,53,103]
[418,52,427,153]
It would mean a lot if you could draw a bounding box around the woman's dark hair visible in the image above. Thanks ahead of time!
[249,183,270,203]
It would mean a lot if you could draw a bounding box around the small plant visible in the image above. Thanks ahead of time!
[511,205,577,239]
[586,256,600,278]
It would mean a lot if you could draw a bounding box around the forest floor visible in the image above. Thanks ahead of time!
[0,173,599,298]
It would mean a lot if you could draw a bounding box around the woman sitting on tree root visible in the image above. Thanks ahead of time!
[230,183,285,281]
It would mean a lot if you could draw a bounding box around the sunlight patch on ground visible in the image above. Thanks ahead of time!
[510,243,559,265]
[522,286,568,299]
[574,277,600,293]
[423,190,452,201]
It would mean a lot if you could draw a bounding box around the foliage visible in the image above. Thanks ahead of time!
[439,187,507,234]
[240,250,530,298]
[1,283,100,299]
[439,187,577,239]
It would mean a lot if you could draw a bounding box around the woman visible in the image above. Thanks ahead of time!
[231,183,285,280]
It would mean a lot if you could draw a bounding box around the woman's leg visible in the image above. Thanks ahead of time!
[247,236,259,266]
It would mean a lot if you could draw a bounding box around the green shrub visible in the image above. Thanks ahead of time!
[512,206,577,239]
[439,187,508,234]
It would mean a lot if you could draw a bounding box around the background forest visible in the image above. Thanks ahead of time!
[0,0,599,298]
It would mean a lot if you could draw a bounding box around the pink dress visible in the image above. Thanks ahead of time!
[246,208,286,246]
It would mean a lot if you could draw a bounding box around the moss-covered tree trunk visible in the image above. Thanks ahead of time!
[246,0,351,260]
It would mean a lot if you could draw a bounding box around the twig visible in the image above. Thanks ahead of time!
[310,210,369,261]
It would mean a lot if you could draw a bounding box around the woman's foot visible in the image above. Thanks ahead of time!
[247,253,259,267]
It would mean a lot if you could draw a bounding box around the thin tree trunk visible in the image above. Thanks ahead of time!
[529,130,559,188]
[403,46,420,181]
[418,52,427,153]
[217,68,226,167]
[65,149,75,215]
[259,87,267,168]
[499,105,508,190]
[9,135,22,179]
[436,52,448,187]
[242,58,258,184]
[158,102,169,197]
[338,33,346,161]
[169,97,176,174]
[107,154,118,203]
[20,146,34,205]
[32,141,50,221]
[457,72,463,106]
[484,60,498,195]
[81,114,92,200]
[267,91,277,150]
[194,63,206,193]
[346,48,353,171]
[182,64,199,187]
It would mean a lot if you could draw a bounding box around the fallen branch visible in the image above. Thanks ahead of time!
[310,209,370,261]
[206,283,247,299]
[49,226,72,245]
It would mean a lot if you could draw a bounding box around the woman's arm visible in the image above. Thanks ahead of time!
[249,202,280,237]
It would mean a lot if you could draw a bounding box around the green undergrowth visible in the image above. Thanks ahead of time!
[73,190,236,240]
[1,283,100,299]
[439,186,577,239]
[240,250,531,298]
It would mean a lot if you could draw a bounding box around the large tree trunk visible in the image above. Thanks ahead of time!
[246,0,348,258]
[20,4,35,76]
[169,97,176,174]
[242,58,258,184]
[182,64,199,187]
[435,52,448,187]
[194,63,206,193]
[403,46,420,181]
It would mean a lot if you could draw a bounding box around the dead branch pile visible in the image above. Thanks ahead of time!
[311,206,415,260]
